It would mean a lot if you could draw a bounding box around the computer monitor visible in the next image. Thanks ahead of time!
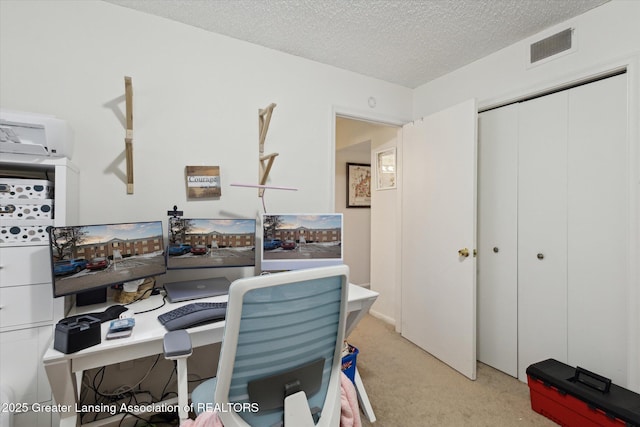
[261,213,343,271]
[49,221,166,299]
[166,218,256,270]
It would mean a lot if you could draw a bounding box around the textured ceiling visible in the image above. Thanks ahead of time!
[103,0,609,88]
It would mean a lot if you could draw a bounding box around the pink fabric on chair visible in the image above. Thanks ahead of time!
[339,372,362,427]
[180,411,223,427]
[181,372,361,427]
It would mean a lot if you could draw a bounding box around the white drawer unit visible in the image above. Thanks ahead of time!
[0,284,54,329]
[0,326,55,427]
[0,326,53,404]
[0,154,78,427]
[0,246,52,288]
[13,408,53,427]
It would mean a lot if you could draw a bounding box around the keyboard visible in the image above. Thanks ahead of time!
[158,302,227,331]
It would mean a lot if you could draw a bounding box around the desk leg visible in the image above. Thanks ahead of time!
[176,359,189,423]
[44,359,79,427]
[353,368,376,423]
[75,371,83,400]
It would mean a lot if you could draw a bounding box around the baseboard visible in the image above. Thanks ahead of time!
[369,309,395,327]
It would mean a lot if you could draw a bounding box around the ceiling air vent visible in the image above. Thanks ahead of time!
[530,28,573,64]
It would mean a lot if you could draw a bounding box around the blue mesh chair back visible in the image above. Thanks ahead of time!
[191,265,348,427]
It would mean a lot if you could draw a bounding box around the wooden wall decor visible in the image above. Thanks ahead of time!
[124,76,134,194]
[258,103,278,197]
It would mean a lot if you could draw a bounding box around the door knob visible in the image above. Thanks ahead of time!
[493,247,499,253]
[458,248,469,258]
[537,253,544,260]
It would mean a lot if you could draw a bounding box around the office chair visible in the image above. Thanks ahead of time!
[165,265,349,427]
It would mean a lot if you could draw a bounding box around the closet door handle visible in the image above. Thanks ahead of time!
[537,253,544,260]
[458,248,470,258]
[493,247,499,253]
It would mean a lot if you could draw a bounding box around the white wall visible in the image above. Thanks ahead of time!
[0,0,411,283]
[335,140,371,287]
[412,0,640,390]
[413,0,640,117]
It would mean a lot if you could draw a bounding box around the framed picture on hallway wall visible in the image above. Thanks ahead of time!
[347,163,371,208]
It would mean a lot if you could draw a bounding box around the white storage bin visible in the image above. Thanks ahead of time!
[0,220,52,246]
[0,199,53,220]
[0,178,53,200]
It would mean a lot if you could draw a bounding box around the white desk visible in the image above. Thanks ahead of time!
[43,284,378,426]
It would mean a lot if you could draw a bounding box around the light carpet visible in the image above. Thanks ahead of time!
[348,315,557,427]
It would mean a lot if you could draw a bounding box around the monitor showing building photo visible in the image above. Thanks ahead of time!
[166,218,256,270]
[261,213,343,271]
[49,221,166,298]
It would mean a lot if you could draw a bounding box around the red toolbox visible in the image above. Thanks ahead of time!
[526,359,640,427]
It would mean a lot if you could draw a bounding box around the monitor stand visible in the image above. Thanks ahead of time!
[76,287,107,307]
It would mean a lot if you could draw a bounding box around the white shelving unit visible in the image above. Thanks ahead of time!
[0,154,78,427]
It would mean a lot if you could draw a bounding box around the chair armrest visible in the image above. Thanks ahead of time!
[163,329,192,423]
[163,329,192,360]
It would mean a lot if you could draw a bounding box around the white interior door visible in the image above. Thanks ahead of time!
[477,104,519,377]
[567,73,628,385]
[400,99,477,380]
[517,91,569,381]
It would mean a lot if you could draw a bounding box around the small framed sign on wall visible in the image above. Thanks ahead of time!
[346,163,371,208]
[186,166,221,198]
[375,148,396,190]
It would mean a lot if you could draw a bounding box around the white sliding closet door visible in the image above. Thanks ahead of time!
[517,90,569,381]
[477,104,519,377]
[478,73,629,385]
[401,99,477,380]
[567,74,628,385]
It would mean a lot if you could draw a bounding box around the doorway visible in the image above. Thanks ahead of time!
[334,115,399,324]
